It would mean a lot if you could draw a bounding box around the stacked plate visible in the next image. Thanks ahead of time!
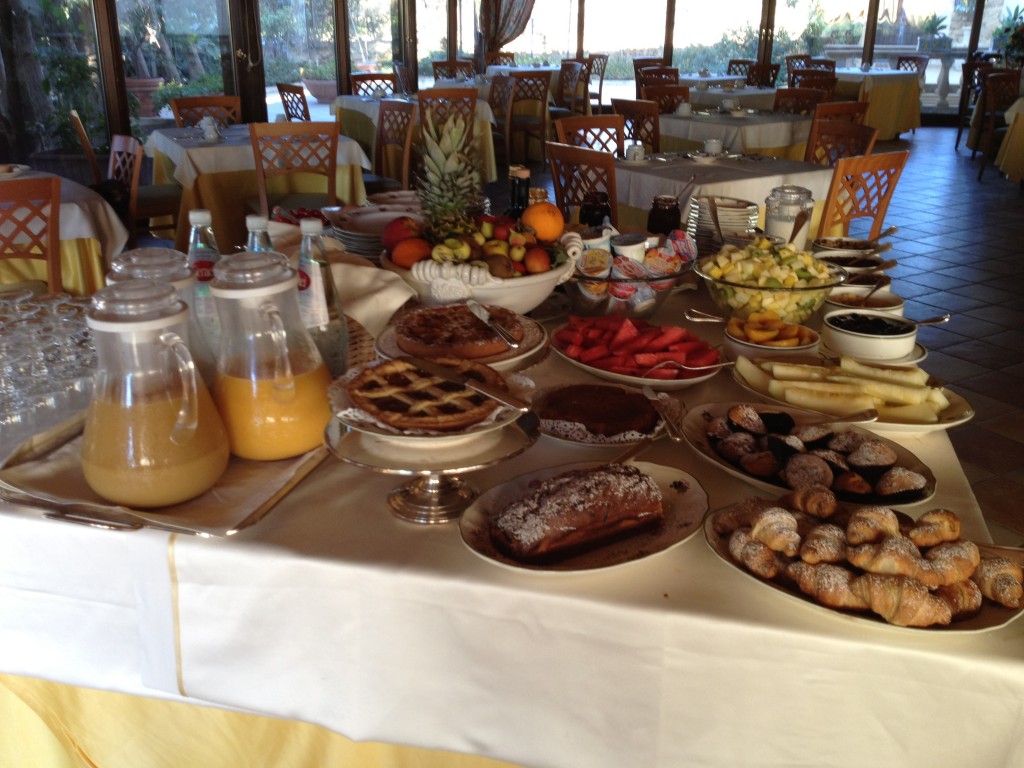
[686,196,759,257]
[322,204,425,260]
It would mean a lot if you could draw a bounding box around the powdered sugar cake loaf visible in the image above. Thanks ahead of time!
[491,463,664,561]
[395,303,525,360]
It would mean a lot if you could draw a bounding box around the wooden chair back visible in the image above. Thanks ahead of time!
[554,114,626,157]
[417,88,478,144]
[485,51,516,67]
[818,150,909,240]
[488,75,513,124]
[393,62,413,95]
[587,53,609,111]
[545,141,618,228]
[108,133,181,245]
[976,70,1023,179]
[791,69,837,99]
[552,60,586,112]
[610,98,660,154]
[69,109,104,185]
[0,176,63,293]
[432,60,475,80]
[785,55,812,86]
[773,87,829,115]
[505,71,552,165]
[637,66,679,96]
[955,60,995,150]
[248,121,339,217]
[276,83,311,121]
[804,120,878,167]
[632,56,664,98]
[350,73,398,97]
[641,85,690,114]
[746,63,781,87]
[813,101,869,124]
[374,100,416,189]
[896,55,928,77]
[170,96,242,128]
[727,59,755,77]
[808,58,836,72]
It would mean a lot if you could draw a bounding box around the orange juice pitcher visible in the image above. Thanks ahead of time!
[81,280,230,508]
[210,251,332,460]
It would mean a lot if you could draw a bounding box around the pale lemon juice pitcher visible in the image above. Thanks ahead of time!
[82,280,230,508]
[210,251,332,460]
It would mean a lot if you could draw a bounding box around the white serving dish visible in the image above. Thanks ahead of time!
[820,308,918,361]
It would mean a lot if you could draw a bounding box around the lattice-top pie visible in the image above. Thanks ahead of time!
[345,357,509,432]
[394,304,525,360]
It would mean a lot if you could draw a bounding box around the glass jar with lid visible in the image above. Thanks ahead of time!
[646,195,682,235]
[764,185,815,250]
[580,191,612,228]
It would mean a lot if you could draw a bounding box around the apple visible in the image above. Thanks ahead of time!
[508,230,528,247]
[493,222,513,242]
[381,216,422,252]
[483,240,510,257]
[524,246,552,274]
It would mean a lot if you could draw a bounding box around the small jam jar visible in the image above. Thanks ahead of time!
[580,191,612,227]
[646,195,682,235]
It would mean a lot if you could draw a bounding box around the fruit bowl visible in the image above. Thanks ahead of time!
[563,262,691,318]
[381,253,574,315]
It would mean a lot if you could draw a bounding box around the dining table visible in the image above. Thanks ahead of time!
[333,93,498,184]
[145,124,370,253]
[689,86,777,112]
[678,72,744,89]
[0,170,128,295]
[658,111,812,160]
[834,68,921,140]
[1,261,1021,768]
[996,99,1024,181]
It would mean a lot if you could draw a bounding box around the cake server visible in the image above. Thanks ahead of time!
[466,299,521,350]
[641,386,686,442]
[398,356,530,412]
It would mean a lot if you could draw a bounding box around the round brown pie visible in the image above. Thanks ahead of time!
[346,357,509,432]
[394,303,525,360]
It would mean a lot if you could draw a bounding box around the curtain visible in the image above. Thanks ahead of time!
[480,0,537,52]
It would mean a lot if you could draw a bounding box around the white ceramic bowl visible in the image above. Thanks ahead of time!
[835,273,892,296]
[811,236,877,253]
[824,291,905,316]
[814,251,889,274]
[723,326,820,361]
[381,253,572,315]
[821,308,918,361]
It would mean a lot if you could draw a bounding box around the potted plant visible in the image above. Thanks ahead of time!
[994,6,1024,64]
[300,62,339,103]
[916,14,951,51]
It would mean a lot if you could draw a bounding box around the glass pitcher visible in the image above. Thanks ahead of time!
[764,185,815,250]
[81,280,230,508]
[210,251,332,461]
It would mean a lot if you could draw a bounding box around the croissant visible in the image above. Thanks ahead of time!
[935,579,983,619]
[778,484,837,519]
[799,523,847,564]
[850,573,952,627]
[711,498,773,535]
[846,506,901,545]
[749,508,801,557]
[728,529,785,579]
[908,509,961,547]
[847,535,927,580]
[971,557,1024,609]
[920,540,980,588]
[787,561,868,610]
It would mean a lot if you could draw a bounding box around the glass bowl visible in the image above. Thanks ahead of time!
[563,262,692,318]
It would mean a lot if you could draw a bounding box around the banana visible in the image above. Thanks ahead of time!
[431,243,456,262]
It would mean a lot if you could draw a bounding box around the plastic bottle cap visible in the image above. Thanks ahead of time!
[246,214,269,230]
[300,218,324,235]
[189,209,213,227]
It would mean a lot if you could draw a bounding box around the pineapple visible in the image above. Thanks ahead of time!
[417,107,481,244]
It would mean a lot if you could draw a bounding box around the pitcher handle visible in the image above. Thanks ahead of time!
[260,300,295,403]
[161,331,199,445]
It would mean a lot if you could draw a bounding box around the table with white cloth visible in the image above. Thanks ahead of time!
[333,94,498,183]
[834,68,921,140]
[689,86,777,112]
[659,111,812,160]
[145,125,370,253]
[484,64,560,80]
[678,72,744,89]
[434,76,492,101]
[1,271,1021,768]
[0,171,128,295]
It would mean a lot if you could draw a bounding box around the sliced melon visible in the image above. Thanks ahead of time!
[838,356,929,386]
[875,402,941,424]
[783,387,879,417]
[735,355,773,394]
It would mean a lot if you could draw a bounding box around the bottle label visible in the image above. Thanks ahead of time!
[297,255,329,328]
[194,259,215,282]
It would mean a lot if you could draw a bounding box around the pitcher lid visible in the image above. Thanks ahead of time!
[108,247,192,286]
[211,250,294,292]
[88,279,186,328]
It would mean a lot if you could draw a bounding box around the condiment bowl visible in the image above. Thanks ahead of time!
[836,272,892,296]
[821,308,918,361]
[811,236,877,253]
[723,325,820,361]
[814,251,891,274]
[824,291,905,316]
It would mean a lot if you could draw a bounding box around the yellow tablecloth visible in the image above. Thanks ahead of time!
[996,112,1024,180]
[835,70,921,140]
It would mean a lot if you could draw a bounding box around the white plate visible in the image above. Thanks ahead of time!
[460,461,708,573]
[374,315,548,373]
[821,342,928,367]
[705,514,1024,633]
[550,341,720,391]
[681,401,937,506]
[0,164,30,179]
[731,367,975,433]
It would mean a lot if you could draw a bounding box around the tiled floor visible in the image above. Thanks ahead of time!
[485,126,1024,545]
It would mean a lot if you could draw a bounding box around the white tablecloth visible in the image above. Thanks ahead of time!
[484,64,560,79]
[144,125,371,190]
[690,87,777,111]
[3,279,1021,768]
[678,73,743,88]
[333,93,495,125]
[659,112,811,154]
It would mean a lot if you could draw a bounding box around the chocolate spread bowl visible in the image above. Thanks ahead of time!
[821,308,918,361]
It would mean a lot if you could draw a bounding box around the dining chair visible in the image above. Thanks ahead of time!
[817,150,909,240]
[417,87,478,145]
[773,87,829,115]
[487,74,513,162]
[549,60,587,124]
[784,54,812,86]
[350,72,398,97]
[637,67,679,96]
[727,59,755,77]
[632,56,664,98]
[955,60,994,151]
[554,114,625,157]
[975,70,1022,180]
[804,120,878,167]
[169,95,242,128]
[545,141,618,228]
[791,69,837,99]
[746,63,781,88]
[484,51,516,67]
[505,71,553,166]
[611,98,660,154]
[808,58,837,73]
[277,83,311,121]
[248,121,339,217]
[364,100,416,193]
[640,85,690,114]
[69,109,104,186]
[896,55,929,79]
[432,60,475,81]
[587,53,609,113]
[392,61,413,95]
[813,100,869,124]
[108,134,182,246]
[0,176,63,293]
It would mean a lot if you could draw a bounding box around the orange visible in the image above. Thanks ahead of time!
[390,237,433,269]
[520,201,565,242]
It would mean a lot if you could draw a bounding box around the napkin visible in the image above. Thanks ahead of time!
[268,220,416,338]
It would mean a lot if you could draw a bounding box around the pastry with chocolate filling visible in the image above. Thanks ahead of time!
[537,384,659,439]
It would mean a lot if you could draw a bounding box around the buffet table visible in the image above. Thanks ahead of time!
[689,86,777,112]
[0,171,128,295]
[145,125,369,252]
[659,111,811,159]
[2,276,1021,768]
[834,69,921,140]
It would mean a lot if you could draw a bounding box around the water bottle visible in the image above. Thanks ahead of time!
[296,218,348,378]
[245,214,274,251]
[186,209,222,355]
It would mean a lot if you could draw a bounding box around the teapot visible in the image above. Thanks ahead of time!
[81,280,229,508]
[210,251,332,461]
